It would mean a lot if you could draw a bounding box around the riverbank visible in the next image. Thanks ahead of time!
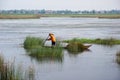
[0,14,40,19]
[0,14,120,19]
[41,14,120,19]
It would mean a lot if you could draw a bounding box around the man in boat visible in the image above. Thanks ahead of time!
[47,33,56,47]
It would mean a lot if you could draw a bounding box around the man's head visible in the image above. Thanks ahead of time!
[49,33,54,36]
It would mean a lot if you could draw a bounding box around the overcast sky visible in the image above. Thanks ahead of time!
[0,0,120,10]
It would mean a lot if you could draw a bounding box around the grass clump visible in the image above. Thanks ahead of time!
[41,14,120,19]
[30,47,63,58]
[66,42,86,53]
[24,36,43,49]
[0,54,35,80]
[0,14,40,19]
[29,46,63,62]
[64,38,120,45]
[94,38,120,45]
[24,36,63,62]
[116,51,120,64]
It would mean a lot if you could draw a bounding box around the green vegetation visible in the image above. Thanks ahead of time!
[24,37,120,56]
[24,36,43,49]
[0,14,40,19]
[24,36,63,62]
[0,14,120,19]
[41,14,120,19]
[116,51,120,64]
[64,38,120,45]
[29,46,63,62]
[66,42,88,53]
[0,54,35,80]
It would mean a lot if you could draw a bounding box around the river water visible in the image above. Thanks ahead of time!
[0,17,120,80]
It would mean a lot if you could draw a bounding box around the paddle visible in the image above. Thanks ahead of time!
[42,35,49,46]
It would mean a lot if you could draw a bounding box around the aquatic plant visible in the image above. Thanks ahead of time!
[0,55,35,80]
[66,42,85,53]
[30,46,62,57]
[65,39,91,54]
[116,51,120,64]
[64,38,120,45]
[24,36,43,49]
[24,36,63,62]
[29,46,63,62]
[94,38,120,45]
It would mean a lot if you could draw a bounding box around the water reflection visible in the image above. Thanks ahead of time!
[28,55,63,63]
[66,49,91,56]
[25,50,63,63]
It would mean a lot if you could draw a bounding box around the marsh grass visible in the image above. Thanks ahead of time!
[0,14,40,19]
[1,14,120,19]
[66,42,85,53]
[0,55,35,80]
[116,51,120,64]
[24,36,63,61]
[29,46,63,62]
[30,46,63,58]
[24,36,43,49]
[41,14,120,19]
[64,38,120,45]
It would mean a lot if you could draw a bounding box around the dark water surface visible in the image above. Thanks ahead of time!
[0,18,120,80]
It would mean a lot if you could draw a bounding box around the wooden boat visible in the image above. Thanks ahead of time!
[43,43,92,50]
[84,44,92,49]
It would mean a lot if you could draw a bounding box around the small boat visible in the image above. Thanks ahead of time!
[43,43,92,50]
[84,44,92,49]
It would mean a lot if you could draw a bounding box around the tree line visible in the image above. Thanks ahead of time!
[0,9,120,14]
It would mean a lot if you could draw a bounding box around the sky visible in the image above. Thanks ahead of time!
[0,0,120,10]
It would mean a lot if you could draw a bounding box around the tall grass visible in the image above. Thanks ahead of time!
[24,36,43,49]
[64,38,120,45]
[66,42,85,53]
[116,51,120,64]
[24,36,63,62]
[0,55,35,80]
[30,47,63,58]
[41,14,120,19]
[0,14,40,19]
[29,46,63,62]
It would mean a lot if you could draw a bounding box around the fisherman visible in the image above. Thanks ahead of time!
[47,33,56,47]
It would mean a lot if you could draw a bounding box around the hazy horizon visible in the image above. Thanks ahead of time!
[0,0,120,10]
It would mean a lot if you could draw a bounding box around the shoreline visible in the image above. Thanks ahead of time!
[0,14,120,19]
[0,14,41,19]
[41,14,120,19]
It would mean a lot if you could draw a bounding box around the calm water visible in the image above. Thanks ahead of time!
[0,17,120,80]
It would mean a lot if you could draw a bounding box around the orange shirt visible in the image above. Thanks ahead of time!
[49,34,56,42]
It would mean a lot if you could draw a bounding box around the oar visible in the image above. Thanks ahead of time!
[42,35,49,46]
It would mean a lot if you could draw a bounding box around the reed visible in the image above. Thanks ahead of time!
[0,14,40,19]
[24,36,63,61]
[64,38,120,45]
[0,55,35,80]
[24,36,43,49]
[29,47,63,58]
[94,38,120,45]
[41,14,120,19]
[66,42,85,53]
[116,51,120,64]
